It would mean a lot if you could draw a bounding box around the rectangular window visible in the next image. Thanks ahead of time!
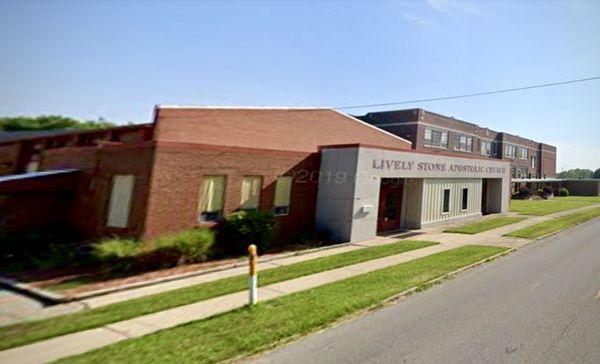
[274,176,293,216]
[480,140,492,156]
[198,176,226,222]
[461,188,469,211]
[491,141,498,156]
[240,176,262,210]
[423,128,448,149]
[511,166,517,178]
[505,144,516,158]
[517,167,529,178]
[531,156,536,169]
[518,147,528,160]
[453,134,473,152]
[442,189,451,214]
[107,175,135,228]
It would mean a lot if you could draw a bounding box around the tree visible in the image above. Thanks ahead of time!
[0,115,114,131]
[593,168,600,179]
[556,168,594,179]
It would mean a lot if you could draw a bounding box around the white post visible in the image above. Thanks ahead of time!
[249,274,258,305]
[248,244,258,305]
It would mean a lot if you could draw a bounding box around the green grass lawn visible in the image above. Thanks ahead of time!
[0,240,436,351]
[444,216,527,234]
[555,196,600,203]
[57,245,508,364]
[509,198,596,216]
[505,206,600,239]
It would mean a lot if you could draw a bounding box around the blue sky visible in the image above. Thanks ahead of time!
[0,0,599,170]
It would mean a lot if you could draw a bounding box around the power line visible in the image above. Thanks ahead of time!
[334,76,600,110]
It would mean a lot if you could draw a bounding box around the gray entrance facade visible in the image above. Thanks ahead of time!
[315,144,511,242]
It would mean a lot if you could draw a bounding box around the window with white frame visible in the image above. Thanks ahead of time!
[518,147,528,160]
[107,175,135,228]
[480,140,492,156]
[424,128,448,148]
[198,176,226,222]
[505,144,516,158]
[240,176,262,210]
[274,176,292,216]
[442,189,451,213]
[454,134,473,152]
[461,188,469,211]
[531,156,536,169]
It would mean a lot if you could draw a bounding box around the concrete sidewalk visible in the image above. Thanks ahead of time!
[0,242,465,364]
[2,203,598,363]
[4,203,598,326]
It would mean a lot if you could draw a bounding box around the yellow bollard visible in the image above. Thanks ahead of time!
[248,244,258,305]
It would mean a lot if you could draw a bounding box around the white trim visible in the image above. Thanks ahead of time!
[0,169,79,183]
[157,105,329,110]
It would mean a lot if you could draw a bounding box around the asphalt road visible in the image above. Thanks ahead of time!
[250,218,600,364]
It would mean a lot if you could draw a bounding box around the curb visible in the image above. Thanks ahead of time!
[240,246,515,364]
[0,276,67,305]
[382,247,515,305]
[533,213,600,241]
[66,232,420,301]
[504,208,600,241]
[69,241,362,301]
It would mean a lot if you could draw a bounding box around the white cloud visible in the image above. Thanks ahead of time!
[426,0,483,17]
[401,11,434,28]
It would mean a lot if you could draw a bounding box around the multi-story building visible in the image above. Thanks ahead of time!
[358,108,557,179]
[0,106,512,244]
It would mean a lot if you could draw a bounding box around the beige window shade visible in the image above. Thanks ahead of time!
[107,175,135,228]
[274,176,292,207]
[240,176,262,210]
[199,176,225,214]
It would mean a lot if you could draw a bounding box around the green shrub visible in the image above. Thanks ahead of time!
[218,211,277,254]
[92,239,139,261]
[557,187,570,197]
[92,229,215,271]
[153,229,215,263]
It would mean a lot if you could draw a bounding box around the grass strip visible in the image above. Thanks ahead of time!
[0,240,436,351]
[444,216,527,234]
[505,206,600,239]
[509,199,595,216]
[555,196,600,203]
[58,245,508,364]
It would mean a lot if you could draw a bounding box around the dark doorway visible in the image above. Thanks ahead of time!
[482,179,488,215]
[377,178,404,233]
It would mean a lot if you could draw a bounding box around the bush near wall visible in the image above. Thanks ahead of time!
[217,210,277,255]
[557,187,570,197]
[513,186,534,200]
[92,228,215,272]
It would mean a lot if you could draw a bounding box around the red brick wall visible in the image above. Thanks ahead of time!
[0,142,20,175]
[154,108,411,153]
[143,142,320,243]
[41,144,155,239]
